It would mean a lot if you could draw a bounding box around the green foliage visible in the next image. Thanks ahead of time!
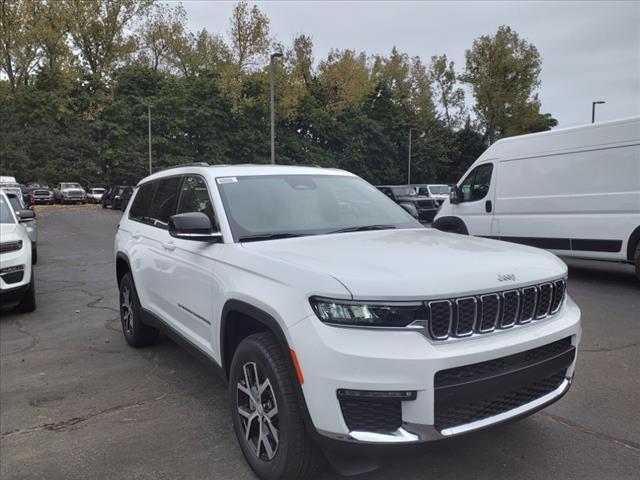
[462,25,557,144]
[1,2,558,189]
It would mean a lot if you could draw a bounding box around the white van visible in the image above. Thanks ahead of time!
[434,117,640,278]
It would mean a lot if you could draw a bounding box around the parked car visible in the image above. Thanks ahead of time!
[102,185,133,210]
[29,185,55,205]
[87,187,106,204]
[114,163,580,480]
[434,116,640,280]
[412,184,451,205]
[376,185,439,222]
[54,182,86,204]
[3,191,37,264]
[0,191,36,312]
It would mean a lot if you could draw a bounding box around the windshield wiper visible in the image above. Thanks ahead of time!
[239,232,308,243]
[328,224,397,234]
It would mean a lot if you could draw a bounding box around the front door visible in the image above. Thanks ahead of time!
[452,162,497,236]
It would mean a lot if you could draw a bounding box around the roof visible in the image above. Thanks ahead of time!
[138,164,353,186]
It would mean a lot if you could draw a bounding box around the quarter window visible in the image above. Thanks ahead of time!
[129,182,156,221]
[459,163,493,203]
[147,177,182,227]
[176,176,217,227]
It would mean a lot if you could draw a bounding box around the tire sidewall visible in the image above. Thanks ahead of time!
[229,337,296,480]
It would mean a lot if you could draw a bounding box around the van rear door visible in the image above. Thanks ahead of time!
[451,162,497,236]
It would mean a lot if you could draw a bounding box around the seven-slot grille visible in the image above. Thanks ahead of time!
[426,279,566,341]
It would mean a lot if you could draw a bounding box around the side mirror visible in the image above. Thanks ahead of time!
[17,209,35,222]
[168,212,222,242]
[449,187,459,205]
[399,203,419,219]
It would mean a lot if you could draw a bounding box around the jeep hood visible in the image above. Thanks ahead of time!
[241,228,567,300]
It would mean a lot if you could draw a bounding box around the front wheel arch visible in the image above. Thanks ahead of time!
[432,216,469,235]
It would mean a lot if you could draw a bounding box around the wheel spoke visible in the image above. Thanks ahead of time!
[237,406,253,419]
[265,405,278,419]
[237,382,251,397]
[265,416,279,443]
[258,377,271,397]
[261,427,275,459]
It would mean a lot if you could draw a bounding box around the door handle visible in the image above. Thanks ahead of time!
[162,242,176,251]
[485,200,492,213]
[132,231,140,239]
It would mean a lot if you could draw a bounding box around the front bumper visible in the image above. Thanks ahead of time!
[289,295,581,445]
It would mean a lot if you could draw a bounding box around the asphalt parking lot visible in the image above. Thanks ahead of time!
[1,205,638,480]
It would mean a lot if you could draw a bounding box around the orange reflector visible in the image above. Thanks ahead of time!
[290,349,304,385]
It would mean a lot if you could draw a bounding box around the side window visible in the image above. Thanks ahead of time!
[148,177,182,227]
[459,163,494,203]
[129,183,156,221]
[176,176,217,227]
[379,187,393,198]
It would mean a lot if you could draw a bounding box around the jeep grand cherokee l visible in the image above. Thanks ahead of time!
[114,164,581,480]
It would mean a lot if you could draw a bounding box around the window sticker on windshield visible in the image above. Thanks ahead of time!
[217,177,238,184]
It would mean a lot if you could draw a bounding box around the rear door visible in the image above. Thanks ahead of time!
[451,162,497,236]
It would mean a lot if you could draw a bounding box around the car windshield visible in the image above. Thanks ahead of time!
[92,189,105,194]
[217,174,420,241]
[429,185,450,195]
[61,183,81,189]
[0,196,15,224]
[390,186,417,196]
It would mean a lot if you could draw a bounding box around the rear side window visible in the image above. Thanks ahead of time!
[129,183,156,221]
[176,176,217,227]
[148,177,182,227]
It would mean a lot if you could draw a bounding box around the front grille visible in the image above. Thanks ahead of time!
[434,337,572,386]
[338,396,403,433]
[434,337,574,431]
[0,241,22,254]
[434,372,566,430]
[33,190,51,196]
[425,279,566,341]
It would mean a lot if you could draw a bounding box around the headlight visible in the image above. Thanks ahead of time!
[310,297,427,328]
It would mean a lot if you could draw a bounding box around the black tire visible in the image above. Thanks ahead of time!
[101,201,107,209]
[229,332,322,480]
[15,276,36,313]
[31,244,37,265]
[118,273,159,347]
[634,241,640,281]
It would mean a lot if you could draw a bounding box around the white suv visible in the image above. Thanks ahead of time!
[114,164,581,480]
[0,191,36,312]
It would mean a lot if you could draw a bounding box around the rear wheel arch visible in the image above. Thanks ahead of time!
[116,252,132,286]
[433,216,469,235]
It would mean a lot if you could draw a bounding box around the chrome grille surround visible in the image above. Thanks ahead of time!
[425,279,567,342]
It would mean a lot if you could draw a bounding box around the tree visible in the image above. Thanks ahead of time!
[228,1,272,70]
[0,0,43,91]
[136,2,187,72]
[318,49,372,114]
[462,25,554,143]
[64,0,152,87]
[429,54,466,129]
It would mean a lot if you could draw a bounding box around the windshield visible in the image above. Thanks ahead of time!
[390,186,417,196]
[217,175,420,241]
[428,185,450,195]
[61,183,82,189]
[91,188,105,194]
[0,196,16,224]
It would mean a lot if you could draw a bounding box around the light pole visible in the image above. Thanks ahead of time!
[270,51,283,165]
[147,104,152,175]
[592,100,605,123]
[408,128,426,184]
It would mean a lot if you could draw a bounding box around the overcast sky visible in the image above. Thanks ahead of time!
[179,0,640,128]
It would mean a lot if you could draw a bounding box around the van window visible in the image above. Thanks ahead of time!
[129,183,156,221]
[459,163,493,202]
[148,177,182,227]
[176,176,217,227]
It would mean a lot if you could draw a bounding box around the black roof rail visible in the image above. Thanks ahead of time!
[158,162,210,172]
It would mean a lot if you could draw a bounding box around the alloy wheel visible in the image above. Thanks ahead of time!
[236,362,279,461]
[120,286,134,334]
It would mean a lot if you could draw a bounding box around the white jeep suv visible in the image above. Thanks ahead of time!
[114,164,581,480]
[0,191,36,312]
